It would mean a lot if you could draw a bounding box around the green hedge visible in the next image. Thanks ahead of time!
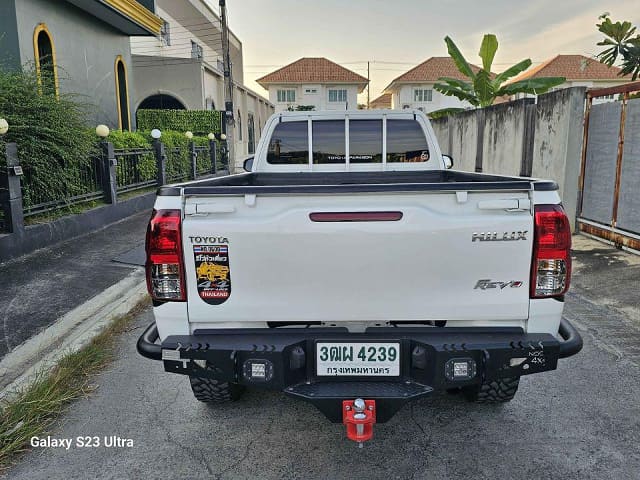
[136,109,222,135]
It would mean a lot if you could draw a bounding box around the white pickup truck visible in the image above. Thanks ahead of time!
[138,110,582,444]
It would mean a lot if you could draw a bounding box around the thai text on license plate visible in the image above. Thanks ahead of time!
[316,342,400,376]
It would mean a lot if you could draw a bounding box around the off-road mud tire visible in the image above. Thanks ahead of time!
[463,377,520,403]
[189,376,245,404]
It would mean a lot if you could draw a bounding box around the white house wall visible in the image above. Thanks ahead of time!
[233,87,275,165]
[131,56,204,110]
[391,84,471,113]
[130,7,223,66]
[515,80,630,104]
[268,84,361,112]
[129,2,273,166]
[203,68,223,110]
[569,80,629,104]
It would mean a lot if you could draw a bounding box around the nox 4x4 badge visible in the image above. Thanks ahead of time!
[193,245,231,304]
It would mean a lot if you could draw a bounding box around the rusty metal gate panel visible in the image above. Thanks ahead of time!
[580,102,621,225]
[578,81,640,250]
[617,98,640,233]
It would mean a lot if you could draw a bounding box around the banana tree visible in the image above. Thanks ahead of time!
[433,34,565,108]
[596,14,640,80]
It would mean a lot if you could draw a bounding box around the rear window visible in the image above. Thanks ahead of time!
[313,120,345,164]
[266,118,428,164]
[387,120,430,163]
[349,120,382,163]
[267,122,308,164]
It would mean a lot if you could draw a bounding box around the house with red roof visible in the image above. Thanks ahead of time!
[369,92,392,109]
[382,57,485,113]
[257,57,368,112]
[509,54,631,102]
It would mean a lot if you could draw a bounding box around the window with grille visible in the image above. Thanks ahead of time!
[328,89,347,102]
[277,89,296,103]
[191,40,203,59]
[413,89,433,102]
[161,21,171,46]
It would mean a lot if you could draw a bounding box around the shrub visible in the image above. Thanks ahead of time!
[0,66,97,209]
[106,130,218,183]
[108,130,151,149]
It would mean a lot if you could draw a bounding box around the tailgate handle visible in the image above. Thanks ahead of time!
[309,211,403,222]
[185,204,236,215]
[477,199,531,211]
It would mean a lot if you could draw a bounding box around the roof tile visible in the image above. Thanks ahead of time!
[369,92,392,108]
[508,54,630,82]
[257,58,368,86]
[385,57,484,91]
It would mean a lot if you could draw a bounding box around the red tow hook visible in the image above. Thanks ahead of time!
[343,398,376,447]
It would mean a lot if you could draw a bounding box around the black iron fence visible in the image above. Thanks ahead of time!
[19,155,104,218]
[115,148,157,194]
[166,146,191,184]
[0,139,228,233]
[194,145,210,177]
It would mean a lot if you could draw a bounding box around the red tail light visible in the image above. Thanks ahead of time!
[146,209,186,301]
[530,204,571,298]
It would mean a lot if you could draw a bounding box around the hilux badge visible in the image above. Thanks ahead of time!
[472,231,527,242]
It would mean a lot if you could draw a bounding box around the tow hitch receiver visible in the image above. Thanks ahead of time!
[343,398,376,447]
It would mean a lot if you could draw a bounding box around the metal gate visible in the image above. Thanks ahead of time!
[578,81,640,250]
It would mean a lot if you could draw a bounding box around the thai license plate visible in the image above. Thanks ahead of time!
[316,342,400,376]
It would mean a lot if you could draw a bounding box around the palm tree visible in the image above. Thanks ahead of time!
[433,34,565,108]
[596,14,640,81]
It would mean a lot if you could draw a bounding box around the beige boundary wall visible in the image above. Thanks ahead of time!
[431,87,586,230]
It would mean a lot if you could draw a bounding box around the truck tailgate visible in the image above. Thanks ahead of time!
[182,191,533,326]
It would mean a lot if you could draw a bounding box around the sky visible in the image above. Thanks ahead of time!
[218,0,640,103]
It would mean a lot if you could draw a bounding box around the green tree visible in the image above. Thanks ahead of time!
[596,14,640,80]
[433,34,565,108]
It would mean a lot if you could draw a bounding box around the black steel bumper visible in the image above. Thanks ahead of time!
[136,318,583,363]
[137,318,582,421]
[557,318,583,358]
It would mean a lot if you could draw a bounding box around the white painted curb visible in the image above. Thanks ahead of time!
[0,269,148,398]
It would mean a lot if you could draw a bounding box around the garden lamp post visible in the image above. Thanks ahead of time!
[96,125,116,204]
[218,133,228,170]
[151,129,166,186]
[208,133,217,174]
[185,132,196,179]
[95,124,110,139]
[0,119,24,233]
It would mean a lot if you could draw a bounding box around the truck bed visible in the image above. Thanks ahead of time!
[158,170,558,196]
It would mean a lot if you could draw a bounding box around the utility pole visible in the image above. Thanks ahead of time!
[220,0,235,172]
[367,61,370,109]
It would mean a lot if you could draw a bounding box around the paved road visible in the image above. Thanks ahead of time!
[7,236,640,479]
[0,212,148,361]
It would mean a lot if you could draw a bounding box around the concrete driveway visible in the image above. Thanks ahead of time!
[6,236,640,479]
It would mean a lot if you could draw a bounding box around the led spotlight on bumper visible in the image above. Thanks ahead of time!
[242,359,274,382]
[445,358,477,381]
